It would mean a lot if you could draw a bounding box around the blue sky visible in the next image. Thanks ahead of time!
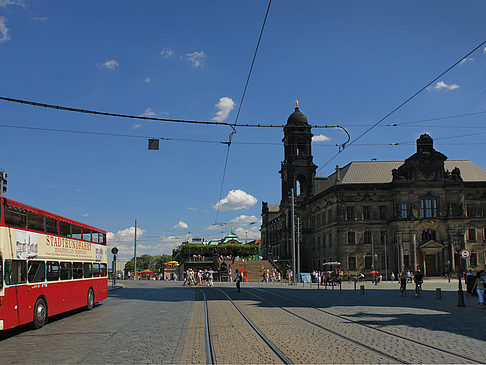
[1,1,486,260]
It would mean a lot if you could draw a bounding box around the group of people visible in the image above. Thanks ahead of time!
[399,269,424,296]
[311,269,343,285]
[182,268,214,287]
[262,268,281,283]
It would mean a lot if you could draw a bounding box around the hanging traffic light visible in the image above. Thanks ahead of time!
[148,138,159,150]
[0,170,7,196]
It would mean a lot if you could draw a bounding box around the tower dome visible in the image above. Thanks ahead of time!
[286,100,309,126]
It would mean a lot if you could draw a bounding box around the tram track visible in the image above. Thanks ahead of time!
[251,287,480,364]
[199,288,292,364]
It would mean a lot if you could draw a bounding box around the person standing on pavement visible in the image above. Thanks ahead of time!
[235,269,242,292]
[472,270,485,308]
[414,269,424,296]
[400,272,407,296]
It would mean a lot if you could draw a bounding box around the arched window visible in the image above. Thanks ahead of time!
[422,229,436,242]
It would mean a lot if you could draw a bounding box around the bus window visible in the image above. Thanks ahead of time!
[46,217,58,235]
[100,263,107,277]
[0,256,3,289]
[60,262,72,280]
[99,233,106,245]
[46,261,60,281]
[28,261,45,283]
[92,232,99,243]
[83,263,92,278]
[82,229,91,242]
[5,259,27,285]
[92,263,100,277]
[28,211,45,232]
[4,206,26,228]
[73,262,83,279]
[59,221,71,237]
[72,225,82,240]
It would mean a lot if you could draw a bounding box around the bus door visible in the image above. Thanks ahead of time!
[0,255,4,330]
[3,259,27,329]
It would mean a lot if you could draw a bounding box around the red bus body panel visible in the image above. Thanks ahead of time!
[1,278,107,330]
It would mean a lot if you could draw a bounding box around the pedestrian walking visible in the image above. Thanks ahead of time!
[235,269,242,292]
[472,270,485,308]
[400,271,407,296]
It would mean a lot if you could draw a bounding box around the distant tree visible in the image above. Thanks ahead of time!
[124,253,174,273]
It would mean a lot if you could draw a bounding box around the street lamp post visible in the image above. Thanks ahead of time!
[454,231,465,307]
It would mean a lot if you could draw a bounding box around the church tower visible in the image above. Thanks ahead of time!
[280,101,317,206]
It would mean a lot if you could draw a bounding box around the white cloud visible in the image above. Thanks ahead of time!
[144,77,151,83]
[230,215,260,226]
[99,60,119,71]
[212,97,235,122]
[107,226,145,243]
[160,48,174,59]
[459,57,474,65]
[140,108,155,117]
[173,220,188,229]
[483,47,486,54]
[82,213,88,217]
[312,134,331,143]
[0,0,25,8]
[427,81,460,92]
[187,207,199,212]
[235,226,261,239]
[213,189,257,211]
[132,123,142,129]
[184,50,205,68]
[0,17,10,44]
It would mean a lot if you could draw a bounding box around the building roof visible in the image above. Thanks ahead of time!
[314,160,486,194]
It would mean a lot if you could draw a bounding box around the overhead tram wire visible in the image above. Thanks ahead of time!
[316,39,486,173]
[214,0,272,223]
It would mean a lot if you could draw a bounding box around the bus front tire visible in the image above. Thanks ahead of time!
[33,298,47,329]
[87,288,95,310]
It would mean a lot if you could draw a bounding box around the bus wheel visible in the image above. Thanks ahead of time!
[33,298,47,329]
[87,288,95,310]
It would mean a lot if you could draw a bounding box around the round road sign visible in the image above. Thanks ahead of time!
[460,249,470,259]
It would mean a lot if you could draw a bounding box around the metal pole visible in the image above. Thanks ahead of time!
[0,170,4,198]
[134,219,137,280]
[297,216,301,283]
[384,232,388,281]
[291,188,296,285]
[371,233,375,284]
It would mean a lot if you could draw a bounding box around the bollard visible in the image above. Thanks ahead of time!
[354,280,357,292]
[360,285,365,295]
[339,281,342,292]
[436,288,442,299]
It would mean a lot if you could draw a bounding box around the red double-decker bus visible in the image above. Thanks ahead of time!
[0,197,108,331]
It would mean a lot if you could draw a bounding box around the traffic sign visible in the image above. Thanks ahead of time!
[459,249,470,259]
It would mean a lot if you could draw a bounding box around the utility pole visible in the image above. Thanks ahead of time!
[291,188,296,285]
[0,169,7,197]
[133,219,137,279]
[384,231,388,281]
[296,216,301,283]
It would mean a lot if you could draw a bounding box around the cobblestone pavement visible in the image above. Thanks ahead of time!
[2,279,485,364]
[0,281,194,364]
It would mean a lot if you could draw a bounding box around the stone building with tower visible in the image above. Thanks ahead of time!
[261,104,486,277]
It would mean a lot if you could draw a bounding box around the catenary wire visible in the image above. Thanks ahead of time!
[214,0,272,223]
[316,39,486,173]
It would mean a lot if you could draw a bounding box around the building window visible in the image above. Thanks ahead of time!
[364,256,372,269]
[404,255,409,268]
[401,203,408,218]
[328,233,332,247]
[364,231,372,244]
[348,256,356,271]
[420,199,437,218]
[363,206,370,220]
[468,228,476,241]
[348,231,355,245]
[379,206,387,220]
[470,253,478,266]
[422,229,436,242]
[346,206,355,221]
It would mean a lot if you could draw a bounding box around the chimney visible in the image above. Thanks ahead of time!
[335,165,341,183]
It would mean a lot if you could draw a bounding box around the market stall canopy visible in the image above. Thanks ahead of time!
[164,261,179,265]
[140,270,154,275]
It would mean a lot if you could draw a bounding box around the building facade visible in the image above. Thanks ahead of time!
[261,106,486,277]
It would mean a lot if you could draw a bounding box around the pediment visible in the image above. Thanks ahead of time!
[419,240,444,249]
